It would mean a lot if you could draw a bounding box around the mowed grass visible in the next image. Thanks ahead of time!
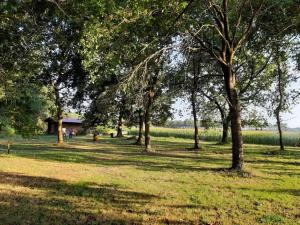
[0,135,299,225]
[128,127,300,147]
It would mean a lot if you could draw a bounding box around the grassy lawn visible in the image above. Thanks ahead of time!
[0,135,299,225]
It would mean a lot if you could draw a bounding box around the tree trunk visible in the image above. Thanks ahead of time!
[221,114,230,144]
[275,54,285,151]
[7,142,10,154]
[275,110,284,151]
[143,57,162,152]
[222,65,244,171]
[57,111,63,144]
[116,113,123,137]
[136,109,143,145]
[191,58,200,150]
[144,89,154,152]
[230,97,244,170]
[191,93,200,150]
[54,85,63,144]
[93,133,97,141]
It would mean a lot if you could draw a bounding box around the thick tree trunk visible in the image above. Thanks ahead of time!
[116,113,123,137]
[230,97,244,170]
[144,90,154,152]
[136,109,144,145]
[222,65,244,171]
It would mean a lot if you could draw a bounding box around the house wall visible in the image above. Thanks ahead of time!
[63,124,83,133]
[47,122,57,134]
[47,122,83,134]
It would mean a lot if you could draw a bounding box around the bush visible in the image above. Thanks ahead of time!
[95,126,114,135]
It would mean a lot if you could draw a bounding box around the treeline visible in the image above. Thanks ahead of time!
[165,119,197,128]
[164,119,220,129]
[1,0,300,171]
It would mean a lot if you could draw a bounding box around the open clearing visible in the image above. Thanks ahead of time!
[0,136,299,225]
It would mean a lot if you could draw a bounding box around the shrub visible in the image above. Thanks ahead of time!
[95,126,114,135]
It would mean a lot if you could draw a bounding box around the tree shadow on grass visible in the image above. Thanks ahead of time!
[12,149,231,173]
[11,137,298,175]
[253,164,300,177]
[6,137,300,178]
[245,159,300,167]
[236,186,300,197]
[0,171,157,225]
[5,139,233,173]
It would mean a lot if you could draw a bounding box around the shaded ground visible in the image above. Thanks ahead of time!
[0,135,299,225]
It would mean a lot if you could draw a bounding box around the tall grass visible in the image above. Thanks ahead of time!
[128,127,300,146]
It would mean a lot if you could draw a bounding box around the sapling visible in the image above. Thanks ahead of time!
[2,126,16,154]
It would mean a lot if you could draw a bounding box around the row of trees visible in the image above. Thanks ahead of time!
[1,0,299,171]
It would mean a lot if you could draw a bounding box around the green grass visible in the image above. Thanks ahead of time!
[0,135,299,225]
[128,127,300,146]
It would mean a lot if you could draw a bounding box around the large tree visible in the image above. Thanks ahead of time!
[183,0,299,170]
[36,12,84,144]
[0,0,48,150]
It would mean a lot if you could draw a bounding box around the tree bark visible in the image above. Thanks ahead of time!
[192,100,200,150]
[222,65,244,171]
[116,113,123,137]
[144,89,154,152]
[136,109,144,145]
[54,85,63,144]
[57,114,63,144]
[275,110,284,151]
[190,58,200,150]
[191,86,200,150]
[7,142,10,154]
[275,55,285,151]
[221,114,230,144]
[212,97,230,144]
[230,97,244,170]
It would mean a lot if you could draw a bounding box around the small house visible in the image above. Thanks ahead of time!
[44,117,83,134]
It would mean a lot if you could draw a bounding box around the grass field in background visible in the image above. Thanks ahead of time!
[0,135,299,225]
[128,127,300,147]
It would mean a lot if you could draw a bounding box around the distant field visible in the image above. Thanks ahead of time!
[128,127,300,147]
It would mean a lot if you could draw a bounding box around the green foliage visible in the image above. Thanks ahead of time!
[1,126,15,138]
[95,125,114,135]
[0,0,50,137]
[242,109,269,129]
[0,78,47,137]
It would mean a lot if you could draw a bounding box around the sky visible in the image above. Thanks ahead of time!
[172,99,300,128]
[283,104,300,128]
[172,66,300,128]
